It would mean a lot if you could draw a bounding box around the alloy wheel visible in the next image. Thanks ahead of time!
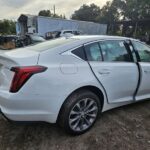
[69,98,98,132]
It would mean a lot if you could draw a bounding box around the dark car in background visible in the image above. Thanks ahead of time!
[25,34,46,45]
[0,35,19,49]
[0,34,45,50]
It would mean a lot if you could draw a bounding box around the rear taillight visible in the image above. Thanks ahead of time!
[10,66,47,93]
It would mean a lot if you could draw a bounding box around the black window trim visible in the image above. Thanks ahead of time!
[63,39,141,63]
[72,45,86,61]
[65,45,87,61]
[126,39,140,62]
[122,40,134,62]
[131,40,150,63]
[84,39,135,63]
[98,42,104,61]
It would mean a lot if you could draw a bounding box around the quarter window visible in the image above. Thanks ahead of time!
[85,43,102,61]
[133,41,150,62]
[72,46,86,60]
[99,40,131,62]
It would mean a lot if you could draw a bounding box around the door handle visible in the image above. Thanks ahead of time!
[98,70,110,75]
[144,70,150,74]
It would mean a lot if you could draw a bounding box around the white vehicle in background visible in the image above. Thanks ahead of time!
[0,35,150,135]
[60,30,81,37]
[45,30,81,40]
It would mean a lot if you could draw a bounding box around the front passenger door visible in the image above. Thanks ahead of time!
[132,41,150,101]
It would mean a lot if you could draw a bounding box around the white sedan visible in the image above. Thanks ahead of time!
[0,35,150,134]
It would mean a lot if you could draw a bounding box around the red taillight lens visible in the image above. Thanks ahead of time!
[10,66,47,93]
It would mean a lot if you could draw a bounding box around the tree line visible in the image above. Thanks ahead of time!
[38,10,66,19]
[71,0,150,23]
[71,0,150,37]
[0,0,149,35]
[0,20,16,35]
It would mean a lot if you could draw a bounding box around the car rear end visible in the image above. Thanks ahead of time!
[0,37,82,123]
[0,36,100,124]
[0,48,52,122]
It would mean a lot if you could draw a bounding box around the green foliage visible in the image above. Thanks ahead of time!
[119,0,150,20]
[0,20,16,35]
[38,10,66,19]
[71,2,121,23]
[38,10,51,17]
[71,0,150,36]
[71,3,101,22]
[99,1,120,24]
[71,0,150,23]
[105,0,150,21]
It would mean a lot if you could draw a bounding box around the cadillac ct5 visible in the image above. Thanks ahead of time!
[0,35,150,134]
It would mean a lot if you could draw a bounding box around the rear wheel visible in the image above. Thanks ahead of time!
[58,90,101,135]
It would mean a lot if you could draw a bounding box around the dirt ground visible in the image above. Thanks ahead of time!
[0,100,149,150]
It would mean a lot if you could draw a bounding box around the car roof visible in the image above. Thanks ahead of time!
[62,30,79,32]
[21,35,139,54]
[70,35,131,41]
[69,35,139,45]
[63,35,135,47]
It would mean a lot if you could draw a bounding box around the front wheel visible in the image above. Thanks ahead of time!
[58,90,101,135]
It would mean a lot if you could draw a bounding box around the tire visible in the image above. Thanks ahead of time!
[58,90,101,135]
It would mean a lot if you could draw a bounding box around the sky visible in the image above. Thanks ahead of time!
[0,0,111,20]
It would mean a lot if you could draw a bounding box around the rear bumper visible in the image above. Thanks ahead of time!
[0,108,57,123]
[0,90,58,123]
[0,108,10,122]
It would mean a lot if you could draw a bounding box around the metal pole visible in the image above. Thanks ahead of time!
[54,5,56,16]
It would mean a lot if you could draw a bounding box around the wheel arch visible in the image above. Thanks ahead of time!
[57,85,104,122]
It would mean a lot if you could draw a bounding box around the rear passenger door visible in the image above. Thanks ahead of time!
[85,40,139,103]
[132,41,150,101]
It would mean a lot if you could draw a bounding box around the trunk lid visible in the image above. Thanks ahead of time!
[0,48,40,91]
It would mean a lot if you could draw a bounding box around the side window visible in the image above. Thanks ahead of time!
[64,31,72,34]
[99,40,132,62]
[85,43,102,61]
[133,41,150,62]
[72,46,86,60]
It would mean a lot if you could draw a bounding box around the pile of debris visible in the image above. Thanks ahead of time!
[0,34,45,50]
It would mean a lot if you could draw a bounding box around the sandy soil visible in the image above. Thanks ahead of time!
[0,100,149,150]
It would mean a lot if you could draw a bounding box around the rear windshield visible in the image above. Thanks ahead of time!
[27,38,77,52]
